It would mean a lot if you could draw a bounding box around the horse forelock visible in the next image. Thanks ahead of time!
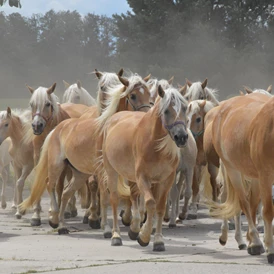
[121,74,149,98]
[30,87,59,116]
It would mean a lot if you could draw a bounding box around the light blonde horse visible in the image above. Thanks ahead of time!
[239,85,272,97]
[0,108,33,218]
[204,92,274,264]
[19,74,152,237]
[62,80,96,106]
[101,86,188,250]
[0,137,13,209]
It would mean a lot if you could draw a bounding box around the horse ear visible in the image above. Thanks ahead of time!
[117,68,124,77]
[158,85,165,98]
[239,90,245,96]
[243,86,253,94]
[143,74,151,82]
[63,80,70,89]
[118,76,129,87]
[7,107,11,117]
[168,76,174,85]
[267,85,272,93]
[201,78,208,89]
[47,83,56,94]
[188,104,192,113]
[198,100,206,109]
[77,80,82,89]
[95,69,103,79]
[186,78,192,87]
[179,84,187,96]
[26,84,35,94]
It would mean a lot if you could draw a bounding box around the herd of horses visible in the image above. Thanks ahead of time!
[0,69,274,264]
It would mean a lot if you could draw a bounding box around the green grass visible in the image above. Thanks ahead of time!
[0,98,29,110]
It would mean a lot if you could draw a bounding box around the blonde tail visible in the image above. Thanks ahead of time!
[18,133,52,214]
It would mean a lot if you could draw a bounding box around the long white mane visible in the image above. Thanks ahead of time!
[245,88,273,97]
[63,83,96,106]
[29,87,60,116]
[185,82,219,106]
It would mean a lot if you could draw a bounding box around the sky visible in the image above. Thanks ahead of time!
[1,0,131,17]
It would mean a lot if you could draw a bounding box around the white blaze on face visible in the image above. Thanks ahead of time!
[139,87,145,94]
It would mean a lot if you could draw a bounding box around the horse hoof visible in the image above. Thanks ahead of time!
[163,217,170,222]
[15,213,22,219]
[137,235,149,247]
[71,210,78,218]
[128,229,139,240]
[238,244,247,250]
[1,202,7,209]
[219,238,226,246]
[122,217,131,227]
[257,226,264,233]
[153,242,165,252]
[64,212,71,219]
[104,231,112,239]
[31,218,41,227]
[111,237,122,246]
[179,213,186,220]
[169,223,176,228]
[247,245,264,255]
[228,223,235,230]
[88,219,101,229]
[186,214,197,220]
[267,253,274,264]
[49,220,59,229]
[83,216,88,224]
[119,209,125,218]
[58,227,69,235]
[151,228,156,235]
[11,204,17,210]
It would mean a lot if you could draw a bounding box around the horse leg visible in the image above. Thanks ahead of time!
[179,168,193,221]
[258,174,274,263]
[15,165,32,219]
[128,182,141,240]
[153,173,175,251]
[163,191,170,223]
[121,197,132,227]
[169,176,179,227]
[87,176,100,229]
[208,163,219,202]
[0,165,9,209]
[234,213,246,250]
[139,194,146,223]
[188,166,201,219]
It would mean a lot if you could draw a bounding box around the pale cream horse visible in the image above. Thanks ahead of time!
[19,74,152,237]
[204,92,274,264]
[101,86,189,250]
[0,138,13,209]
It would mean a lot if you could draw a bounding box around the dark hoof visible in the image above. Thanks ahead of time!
[31,218,41,227]
[104,231,112,239]
[122,217,131,227]
[228,223,235,230]
[58,227,69,235]
[111,237,122,246]
[163,217,170,222]
[71,210,78,218]
[247,245,265,255]
[1,203,7,209]
[179,213,186,220]
[49,220,59,229]
[267,253,274,264]
[64,211,71,219]
[153,242,165,252]
[119,209,125,218]
[128,229,139,240]
[83,216,88,224]
[169,223,176,228]
[151,228,156,235]
[88,219,101,229]
[186,214,197,220]
[239,244,247,250]
[15,214,22,219]
[137,235,149,247]
[219,238,226,246]
[257,226,264,233]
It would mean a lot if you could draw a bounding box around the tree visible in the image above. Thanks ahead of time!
[0,0,21,8]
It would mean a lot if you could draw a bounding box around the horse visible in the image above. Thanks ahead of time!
[204,92,274,264]
[18,73,152,237]
[0,107,33,218]
[184,78,219,106]
[101,85,188,251]
[0,137,13,209]
[62,80,96,106]
[239,85,272,97]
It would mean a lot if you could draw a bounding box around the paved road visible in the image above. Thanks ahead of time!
[0,187,273,274]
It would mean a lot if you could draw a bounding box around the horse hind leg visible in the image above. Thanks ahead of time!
[179,168,192,221]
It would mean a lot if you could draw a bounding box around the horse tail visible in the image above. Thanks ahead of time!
[117,176,130,199]
[18,132,52,214]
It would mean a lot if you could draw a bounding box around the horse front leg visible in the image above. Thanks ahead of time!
[0,164,9,209]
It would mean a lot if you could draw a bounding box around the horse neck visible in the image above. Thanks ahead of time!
[117,97,127,112]
[9,117,24,146]
[149,104,167,140]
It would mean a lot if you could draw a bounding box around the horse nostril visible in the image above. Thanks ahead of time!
[185,134,188,141]
[174,135,179,142]
[38,123,43,128]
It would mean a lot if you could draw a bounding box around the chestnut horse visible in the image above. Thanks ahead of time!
[101,86,188,251]
[204,92,274,264]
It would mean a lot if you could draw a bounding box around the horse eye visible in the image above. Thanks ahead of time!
[196,117,201,123]
[130,94,137,100]
[45,102,51,107]
[164,109,169,115]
